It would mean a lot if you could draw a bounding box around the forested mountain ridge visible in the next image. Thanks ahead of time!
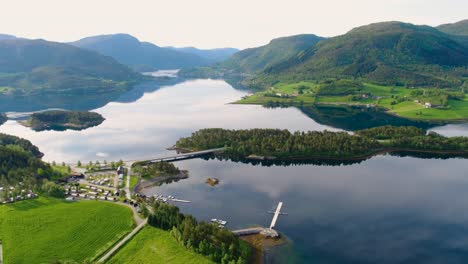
[219,34,325,73]
[254,22,468,88]
[0,38,141,96]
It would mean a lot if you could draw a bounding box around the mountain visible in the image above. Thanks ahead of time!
[220,34,325,73]
[257,22,468,88]
[0,34,16,40]
[71,34,211,71]
[437,19,468,36]
[0,38,140,96]
[168,47,238,63]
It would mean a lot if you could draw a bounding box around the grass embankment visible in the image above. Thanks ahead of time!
[106,226,214,264]
[129,174,139,191]
[235,81,468,121]
[0,197,134,263]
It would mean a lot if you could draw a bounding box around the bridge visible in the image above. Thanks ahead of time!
[132,148,226,165]
[233,202,285,238]
[5,108,68,120]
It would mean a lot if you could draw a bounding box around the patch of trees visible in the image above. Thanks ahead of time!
[148,202,251,264]
[356,126,426,140]
[0,133,43,157]
[316,79,363,96]
[0,133,62,195]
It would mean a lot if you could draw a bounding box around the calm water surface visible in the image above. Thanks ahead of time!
[1,77,468,263]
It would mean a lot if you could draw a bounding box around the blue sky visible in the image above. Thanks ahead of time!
[1,0,467,49]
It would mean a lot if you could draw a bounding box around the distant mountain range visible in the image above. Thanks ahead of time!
[0,33,237,96]
[182,20,468,89]
[0,38,140,96]
[70,34,237,71]
[2,19,468,97]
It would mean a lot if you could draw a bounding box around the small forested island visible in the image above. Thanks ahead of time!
[21,110,105,131]
[176,126,468,161]
[0,112,6,125]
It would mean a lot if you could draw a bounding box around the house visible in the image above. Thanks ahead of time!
[117,166,125,174]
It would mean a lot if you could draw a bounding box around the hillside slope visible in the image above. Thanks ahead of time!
[220,34,325,73]
[0,38,140,95]
[259,22,468,88]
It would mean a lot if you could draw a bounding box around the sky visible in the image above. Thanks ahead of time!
[0,0,467,49]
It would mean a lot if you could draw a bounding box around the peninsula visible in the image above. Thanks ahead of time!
[175,126,468,161]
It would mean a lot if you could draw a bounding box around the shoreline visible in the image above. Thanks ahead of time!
[233,100,468,123]
[204,147,468,163]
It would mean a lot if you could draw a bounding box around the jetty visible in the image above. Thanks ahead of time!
[233,202,285,238]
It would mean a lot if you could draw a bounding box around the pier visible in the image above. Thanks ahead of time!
[233,202,285,238]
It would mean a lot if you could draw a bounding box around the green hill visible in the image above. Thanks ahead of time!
[0,38,141,96]
[259,22,468,88]
[437,19,468,36]
[220,34,324,73]
[179,34,324,86]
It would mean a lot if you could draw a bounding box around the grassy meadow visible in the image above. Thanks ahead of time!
[106,226,214,264]
[235,81,468,121]
[0,197,134,263]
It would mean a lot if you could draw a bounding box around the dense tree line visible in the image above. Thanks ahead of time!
[177,128,382,158]
[356,126,426,140]
[176,126,468,160]
[0,133,43,157]
[148,202,251,264]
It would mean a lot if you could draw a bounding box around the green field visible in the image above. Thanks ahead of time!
[236,81,468,121]
[107,226,214,264]
[0,197,134,263]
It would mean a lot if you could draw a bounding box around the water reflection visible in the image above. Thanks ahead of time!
[147,156,468,263]
[0,79,337,162]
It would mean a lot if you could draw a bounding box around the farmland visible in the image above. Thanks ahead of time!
[0,197,134,263]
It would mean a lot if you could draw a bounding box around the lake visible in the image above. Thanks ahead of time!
[1,76,468,263]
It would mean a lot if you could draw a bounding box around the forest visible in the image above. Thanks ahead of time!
[175,126,468,160]
[0,133,63,199]
[148,201,251,264]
